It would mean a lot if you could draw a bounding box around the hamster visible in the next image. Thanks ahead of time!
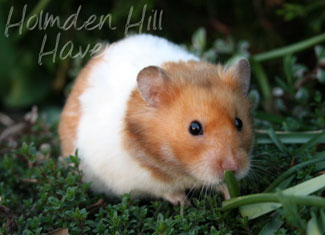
[58,34,254,205]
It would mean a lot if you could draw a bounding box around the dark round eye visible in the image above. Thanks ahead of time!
[189,121,203,136]
[234,117,243,131]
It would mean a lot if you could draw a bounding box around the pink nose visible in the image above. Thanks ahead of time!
[221,158,238,173]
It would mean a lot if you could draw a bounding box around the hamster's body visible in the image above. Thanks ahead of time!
[59,34,253,204]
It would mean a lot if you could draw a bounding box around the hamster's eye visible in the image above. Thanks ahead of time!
[189,121,203,136]
[234,117,243,131]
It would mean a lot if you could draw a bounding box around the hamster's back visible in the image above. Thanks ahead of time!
[59,35,198,195]
[97,34,198,94]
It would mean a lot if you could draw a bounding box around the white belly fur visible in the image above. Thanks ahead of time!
[77,34,198,197]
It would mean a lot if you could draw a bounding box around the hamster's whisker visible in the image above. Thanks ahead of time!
[250,164,274,176]
[204,184,209,198]
[251,152,273,158]
[244,175,254,185]
[198,186,203,200]
[246,171,259,183]
[199,184,208,201]
[251,147,277,153]
[186,182,199,199]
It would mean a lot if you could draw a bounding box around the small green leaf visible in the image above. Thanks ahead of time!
[316,69,325,83]
[275,76,290,94]
[258,214,283,235]
[315,45,325,63]
[295,87,309,103]
[192,27,206,54]
[314,91,322,103]
[214,38,234,54]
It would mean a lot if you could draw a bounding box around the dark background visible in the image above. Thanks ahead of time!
[0,0,324,123]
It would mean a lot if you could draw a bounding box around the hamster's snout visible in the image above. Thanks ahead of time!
[217,149,250,181]
[191,146,250,185]
[213,147,242,174]
[221,156,238,174]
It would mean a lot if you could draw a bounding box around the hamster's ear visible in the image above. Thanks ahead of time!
[228,58,251,96]
[137,66,172,107]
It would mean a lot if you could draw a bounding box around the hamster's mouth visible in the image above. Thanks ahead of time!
[190,168,249,187]
[186,154,251,187]
[188,149,251,185]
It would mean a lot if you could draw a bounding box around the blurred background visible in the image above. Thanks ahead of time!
[0,0,325,130]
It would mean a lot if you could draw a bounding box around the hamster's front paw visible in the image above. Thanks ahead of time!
[217,183,230,200]
[162,192,191,206]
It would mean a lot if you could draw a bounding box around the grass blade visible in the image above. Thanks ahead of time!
[283,54,294,95]
[273,175,295,192]
[224,170,240,198]
[255,112,286,124]
[267,128,288,153]
[264,151,325,193]
[250,61,272,106]
[320,209,325,233]
[220,193,325,212]
[277,189,305,231]
[255,129,325,144]
[307,211,322,235]
[258,214,283,235]
[238,174,325,219]
[294,130,325,155]
[252,33,325,62]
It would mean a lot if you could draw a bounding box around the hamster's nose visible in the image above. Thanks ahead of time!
[221,157,238,173]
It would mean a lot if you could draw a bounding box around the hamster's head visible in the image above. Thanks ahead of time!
[126,59,253,186]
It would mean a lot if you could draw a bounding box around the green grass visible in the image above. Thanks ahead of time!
[0,109,324,234]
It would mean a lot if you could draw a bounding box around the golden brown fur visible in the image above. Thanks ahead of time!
[123,60,253,183]
[58,56,104,156]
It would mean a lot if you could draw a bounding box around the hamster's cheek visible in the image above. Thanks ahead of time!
[186,149,224,185]
[236,151,251,179]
